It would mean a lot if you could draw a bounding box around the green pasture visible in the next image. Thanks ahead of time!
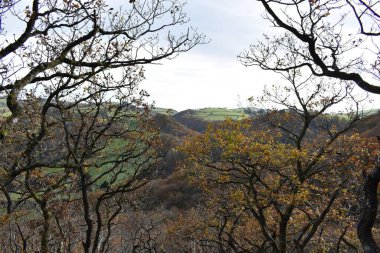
[152,107,177,115]
[182,108,248,121]
[0,98,9,115]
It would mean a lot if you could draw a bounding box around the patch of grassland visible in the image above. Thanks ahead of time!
[152,107,177,115]
[0,98,9,115]
[185,108,248,121]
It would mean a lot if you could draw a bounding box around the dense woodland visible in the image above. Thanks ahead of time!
[0,0,380,252]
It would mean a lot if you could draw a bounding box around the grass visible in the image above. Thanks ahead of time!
[178,107,379,122]
[0,98,8,115]
[362,108,380,116]
[152,107,177,115]
[182,108,248,121]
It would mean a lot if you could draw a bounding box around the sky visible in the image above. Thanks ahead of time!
[139,0,380,111]
[3,0,380,111]
[141,0,281,110]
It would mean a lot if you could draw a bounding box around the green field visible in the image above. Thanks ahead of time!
[152,107,177,115]
[175,107,380,122]
[178,108,249,121]
[0,98,9,116]
[362,108,380,116]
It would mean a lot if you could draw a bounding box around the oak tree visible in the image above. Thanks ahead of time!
[0,0,204,252]
[181,73,370,252]
[240,1,380,251]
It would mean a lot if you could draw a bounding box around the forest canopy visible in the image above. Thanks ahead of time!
[0,0,379,252]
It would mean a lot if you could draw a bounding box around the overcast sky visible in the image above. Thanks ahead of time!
[141,0,276,110]
[5,0,380,111]
[140,0,380,111]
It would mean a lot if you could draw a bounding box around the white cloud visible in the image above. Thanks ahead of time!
[138,0,284,110]
[141,52,281,110]
[3,0,379,111]
[140,0,380,110]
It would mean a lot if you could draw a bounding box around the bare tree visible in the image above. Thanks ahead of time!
[0,0,204,252]
[181,72,366,253]
[239,1,380,251]
[239,0,380,94]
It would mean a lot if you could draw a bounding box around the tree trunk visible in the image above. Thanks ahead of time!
[40,201,50,253]
[357,161,380,253]
[80,168,93,253]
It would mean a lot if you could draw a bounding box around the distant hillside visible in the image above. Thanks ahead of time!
[172,108,249,132]
[151,107,177,116]
[0,98,6,107]
[157,106,380,138]
[2,100,379,138]
[177,108,248,121]
[353,111,380,137]
[152,113,195,137]
[362,108,380,116]
[0,98,9,115]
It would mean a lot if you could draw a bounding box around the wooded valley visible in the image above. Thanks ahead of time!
[0,0,380,252]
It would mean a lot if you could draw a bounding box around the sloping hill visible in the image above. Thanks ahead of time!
[152,113,195,137]
[172,109,207,132]
[353,111,380,137]
[151,107,177,116]
[0,98,8,115]
[169,106,380,138]
[179,108,248,121]
[173,108,249,132]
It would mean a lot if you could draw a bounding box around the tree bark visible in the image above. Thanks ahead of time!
[357,161,380,253]
[40,201,50,253]
[80,168,93,253]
